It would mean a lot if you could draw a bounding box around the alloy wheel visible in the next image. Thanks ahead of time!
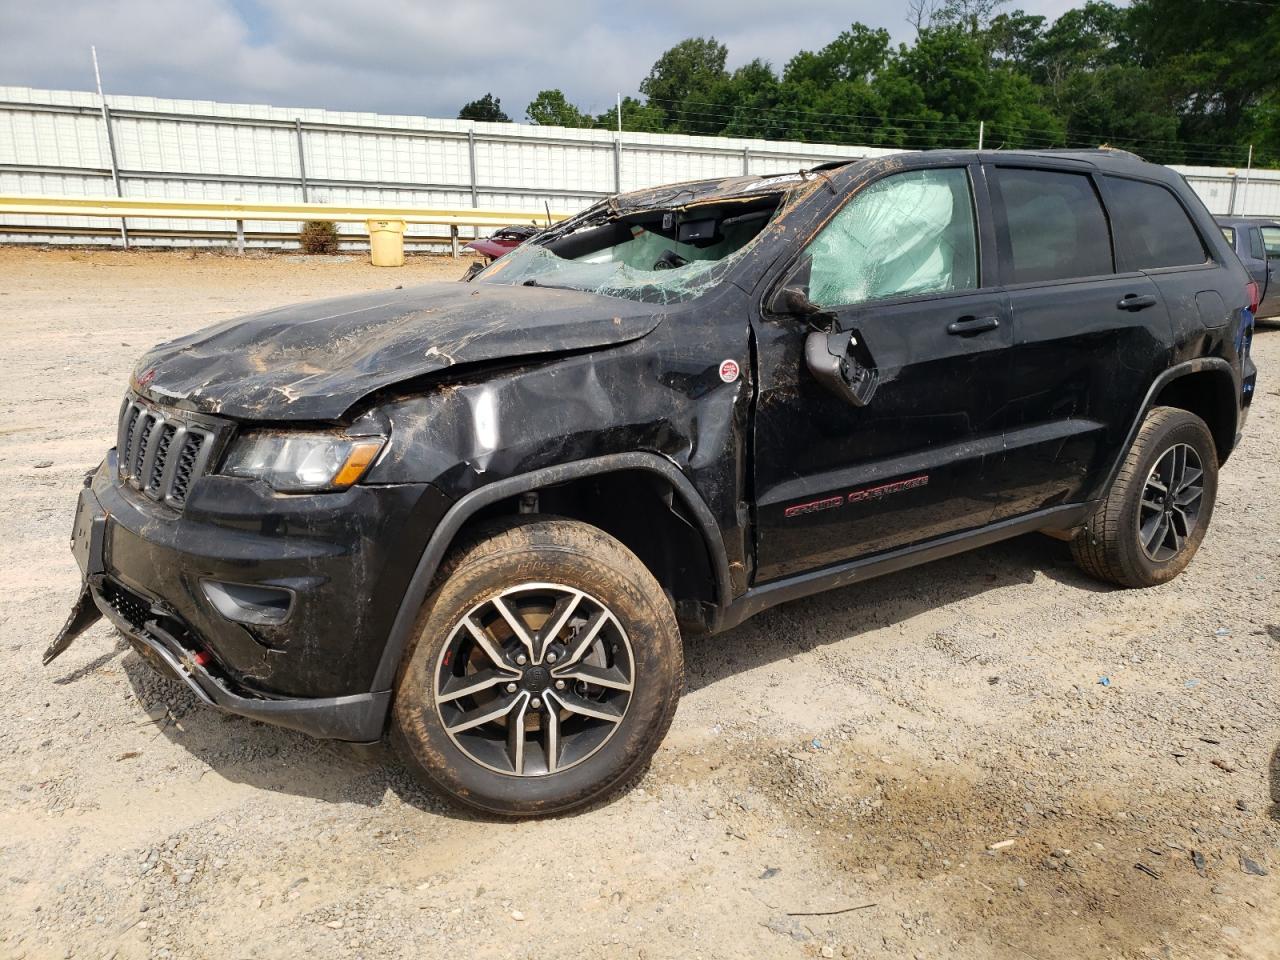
[433,582,634,776]
[1138,442,1204,562]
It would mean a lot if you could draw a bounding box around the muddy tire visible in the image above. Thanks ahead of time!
[392,518,683,817]
[1071,406,1218,588]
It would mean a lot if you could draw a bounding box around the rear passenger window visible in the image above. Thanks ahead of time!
[1262,226,1280,257]
[1101,176,1207,269]
[1249,228,1266,260]
[994,168,1112,283]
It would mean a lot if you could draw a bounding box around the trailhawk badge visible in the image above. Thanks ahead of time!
[719,359,740,383]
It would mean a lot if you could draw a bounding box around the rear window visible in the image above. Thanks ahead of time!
[1249,227,1266,260]
[995,168,1113,284]
[1102,176,1207,270]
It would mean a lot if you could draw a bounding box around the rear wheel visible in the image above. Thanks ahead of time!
[393,518,682,816]
[1072,406,1218,587]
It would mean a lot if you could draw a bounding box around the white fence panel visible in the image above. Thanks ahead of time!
[1,86,1275,250]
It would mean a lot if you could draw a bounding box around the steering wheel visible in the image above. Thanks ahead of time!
[653,249,689,270]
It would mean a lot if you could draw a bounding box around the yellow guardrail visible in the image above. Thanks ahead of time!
[0,194,569,265]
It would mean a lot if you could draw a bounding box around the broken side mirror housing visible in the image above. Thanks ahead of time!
[804,329,880,408]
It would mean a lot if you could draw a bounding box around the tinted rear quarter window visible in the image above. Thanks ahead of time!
[994,167,1113,284]
[1102,176,1207,270]
[1220,226,1236,246]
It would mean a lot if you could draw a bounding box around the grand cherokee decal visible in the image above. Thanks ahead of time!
[783,495,844,518]
[847,475,929,503]
[783,475,929,519]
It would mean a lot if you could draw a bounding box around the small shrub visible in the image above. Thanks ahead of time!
[299,220,340,254]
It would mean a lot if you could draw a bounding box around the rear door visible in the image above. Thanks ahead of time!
[987,162,1173,520]
[1257,224,1280,318]
[751,164,1012,582]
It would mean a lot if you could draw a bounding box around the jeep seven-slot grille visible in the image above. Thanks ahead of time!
[117,398,217,509]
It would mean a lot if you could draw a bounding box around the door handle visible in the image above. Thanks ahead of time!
[1117,293,1157,311]
[946,315,1000,336]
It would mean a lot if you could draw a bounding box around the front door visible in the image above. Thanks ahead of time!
[751,164,1011,583]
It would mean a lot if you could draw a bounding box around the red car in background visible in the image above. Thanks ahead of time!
[463,224,541,262]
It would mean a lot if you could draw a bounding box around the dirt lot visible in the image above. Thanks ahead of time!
[0,247,1276,960]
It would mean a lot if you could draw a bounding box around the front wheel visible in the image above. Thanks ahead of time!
[1072,406,1219,588]
[393,518,683,817]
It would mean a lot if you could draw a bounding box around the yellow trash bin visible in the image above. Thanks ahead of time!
[367,218,406,267]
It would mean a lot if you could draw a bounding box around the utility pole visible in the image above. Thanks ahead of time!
[977,120,984,151]
[1239,144,1254,215]
[92,46,128,248]
[616,92,622,135]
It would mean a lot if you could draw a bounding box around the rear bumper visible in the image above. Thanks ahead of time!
[57,453,450,741]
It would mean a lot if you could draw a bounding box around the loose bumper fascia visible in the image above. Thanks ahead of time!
[91,583,391,741]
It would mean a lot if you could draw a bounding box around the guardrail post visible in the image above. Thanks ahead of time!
[450,224,459,259]
[235,219,245,255]
[295,118,309,202]
[742,147,750,175]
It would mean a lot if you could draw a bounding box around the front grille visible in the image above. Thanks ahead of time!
[116,397,217,509]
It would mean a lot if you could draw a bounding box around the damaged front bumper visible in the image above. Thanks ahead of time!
[46,453,449,742]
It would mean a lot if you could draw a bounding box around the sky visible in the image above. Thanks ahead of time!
[2,0,1097,121]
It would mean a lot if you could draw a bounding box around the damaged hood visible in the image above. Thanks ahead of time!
[132,281,665,421]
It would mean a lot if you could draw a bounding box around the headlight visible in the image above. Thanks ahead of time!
[222,431,385,492]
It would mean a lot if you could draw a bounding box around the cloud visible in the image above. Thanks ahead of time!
[0,0,1105,121]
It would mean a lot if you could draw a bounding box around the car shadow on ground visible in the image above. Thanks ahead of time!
[683,530,1103,694]
[103,644,443,814]
[48,530,1097,821]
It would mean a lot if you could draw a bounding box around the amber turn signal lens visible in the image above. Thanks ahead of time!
[331,439,384,489]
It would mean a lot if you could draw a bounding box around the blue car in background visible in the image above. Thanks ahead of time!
[1217,216,1280,319]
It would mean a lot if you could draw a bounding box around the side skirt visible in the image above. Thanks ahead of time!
[717,502,1092,632]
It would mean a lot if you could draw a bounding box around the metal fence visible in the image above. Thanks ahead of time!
[1,85,1277,249]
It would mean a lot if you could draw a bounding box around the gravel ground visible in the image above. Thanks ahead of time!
[0,247,1277,960]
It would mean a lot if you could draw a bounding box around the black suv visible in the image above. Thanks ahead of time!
[49,149,1257,816]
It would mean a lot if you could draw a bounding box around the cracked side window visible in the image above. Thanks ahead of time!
[806,168,978,309]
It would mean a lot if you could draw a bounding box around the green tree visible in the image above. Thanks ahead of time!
[886,24,1062,147]
[595,96,668,133]
[457,93,510,123]
[640,37,730,133]
[1127,0,1280,164]
[526,89,589,127]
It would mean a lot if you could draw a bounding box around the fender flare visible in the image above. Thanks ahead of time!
[370,451,732,692]
[1091,357,1239,500]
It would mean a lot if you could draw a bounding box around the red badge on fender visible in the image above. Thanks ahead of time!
[719,359,740,383]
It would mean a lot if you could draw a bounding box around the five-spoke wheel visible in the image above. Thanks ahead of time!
[1138,443,1204,562]
[1073,406,1218,588]
[435,583,634,776]
[394,519,683,816]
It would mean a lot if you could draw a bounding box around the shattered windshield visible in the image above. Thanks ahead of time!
[474,190,786,304]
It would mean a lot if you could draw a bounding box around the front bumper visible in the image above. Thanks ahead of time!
[50,453,449,741]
